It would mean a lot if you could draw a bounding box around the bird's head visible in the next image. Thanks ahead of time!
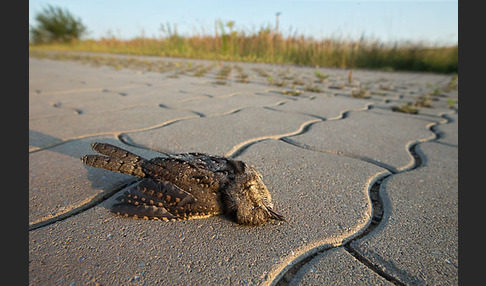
[228,162,286,226]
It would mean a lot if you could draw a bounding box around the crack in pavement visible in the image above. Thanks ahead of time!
[270,109,457,286]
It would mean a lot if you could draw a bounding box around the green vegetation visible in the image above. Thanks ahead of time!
[314,70,329,82]
[30,35,457,73]
[234,65,250,83]
[30,5,87,44]
[392,102,419,114]
[415,94,432,108]
[351,85,371,99]
[444,74,458,91]
[216,65,232,80]
[447,98,457,108]
[304,84,321,93]
[29,7,457,73]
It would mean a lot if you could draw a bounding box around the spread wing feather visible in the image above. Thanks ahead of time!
[109,179,222,220]
[80,142,146,177]
[90,142,145,164]
[111,202,178,220]
[81,154,146,177]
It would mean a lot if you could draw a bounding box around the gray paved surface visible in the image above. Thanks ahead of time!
[29,51,458,285]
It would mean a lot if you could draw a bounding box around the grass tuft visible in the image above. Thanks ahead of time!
[392,102,419,114]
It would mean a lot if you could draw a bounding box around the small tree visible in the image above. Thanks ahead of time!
[30,5,87,44]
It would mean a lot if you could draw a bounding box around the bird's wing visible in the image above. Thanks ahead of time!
[110,179,196,220]
[141,157,220,190]
[110,178,223,220]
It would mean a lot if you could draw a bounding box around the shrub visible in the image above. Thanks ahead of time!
[30,5,87,44]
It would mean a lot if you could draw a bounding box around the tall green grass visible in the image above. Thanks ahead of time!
[29,23,457,74]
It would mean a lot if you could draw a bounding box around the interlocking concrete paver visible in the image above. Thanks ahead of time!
[29,58,209,118]
[181,81,272,97]
[350,142,458,285]
[286,108,440,172]
[290,248,393,285]
[160,92,296,117]
[271,95,371,119]
[29,53,458,286]
[436,112,458,146]
[29,58,101,94]
[124,107,319,156]
[29,105,197,150]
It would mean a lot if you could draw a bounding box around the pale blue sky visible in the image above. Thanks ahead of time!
[29,0,458,45]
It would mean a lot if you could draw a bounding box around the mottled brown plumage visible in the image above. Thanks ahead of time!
[81,142,285,226]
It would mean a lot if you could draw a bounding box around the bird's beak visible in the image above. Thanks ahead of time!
[267,207,286,222]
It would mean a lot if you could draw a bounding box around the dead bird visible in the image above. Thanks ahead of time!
[81,142,285,226]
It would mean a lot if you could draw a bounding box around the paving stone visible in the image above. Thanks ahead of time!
[160,92,296,117]
[30,85,209,117]
[183,80,272,97]
[290,247,393,285]
[125,107,320,156]
[436,112,458,146]
[271,95,371,119]
[29,58,210,118]
[29,58,101,94]
[29,95,79,119]
[29,105,197,150]
[286,108,439,172]
[29,140,386,285]
[29,59,168,97]
[350,142,458,285]
[367,106,442,121]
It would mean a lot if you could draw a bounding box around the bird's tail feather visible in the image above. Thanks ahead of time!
[81,142,146,177]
